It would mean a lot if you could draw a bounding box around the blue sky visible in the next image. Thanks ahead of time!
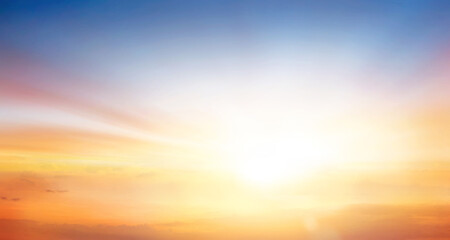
[1,0,448,89]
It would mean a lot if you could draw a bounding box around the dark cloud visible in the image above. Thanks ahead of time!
[45,189,68,193]
[0,196,20,202]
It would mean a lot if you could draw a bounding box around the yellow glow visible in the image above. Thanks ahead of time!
[229,134,334,186]
[220,114,340,187]
[216,102,410,187]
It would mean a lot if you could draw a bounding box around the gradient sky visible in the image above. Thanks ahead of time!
[0,1,449,239]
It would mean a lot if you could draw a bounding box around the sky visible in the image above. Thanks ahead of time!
[0,0,449,239]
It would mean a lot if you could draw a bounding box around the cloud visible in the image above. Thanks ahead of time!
[0,196,21,202]
[45,189,68,193]
[318,204,450,240]
[0,62,203,147]
[0,204,449,240]
[0,219,184,240]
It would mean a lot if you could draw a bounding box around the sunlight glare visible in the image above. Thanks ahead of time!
[223,119,338,187]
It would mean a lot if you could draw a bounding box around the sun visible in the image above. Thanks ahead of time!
[223,126,335,187]
[233,140,293,186]
[215,104,352,187]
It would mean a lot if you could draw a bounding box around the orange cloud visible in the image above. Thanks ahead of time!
[1,204,450,240]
